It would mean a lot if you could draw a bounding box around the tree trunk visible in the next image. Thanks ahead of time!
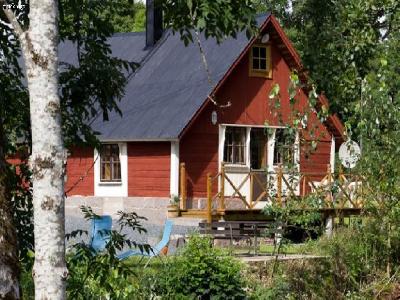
[0,116,20,299]
[22,0,67,298]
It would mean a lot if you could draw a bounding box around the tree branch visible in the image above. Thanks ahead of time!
[0,0,25,38]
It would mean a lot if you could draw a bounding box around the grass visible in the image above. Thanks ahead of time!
[210,240,317,256]
[259,243,311,254]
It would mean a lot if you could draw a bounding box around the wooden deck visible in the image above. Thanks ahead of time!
[179,163,366,222]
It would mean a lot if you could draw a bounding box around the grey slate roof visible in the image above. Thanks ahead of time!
[86,14,270,141]
[59,32,151,68]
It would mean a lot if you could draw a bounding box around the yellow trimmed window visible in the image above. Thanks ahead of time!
[249,44,272,78]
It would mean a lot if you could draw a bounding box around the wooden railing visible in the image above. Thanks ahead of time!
[205,163,366,223]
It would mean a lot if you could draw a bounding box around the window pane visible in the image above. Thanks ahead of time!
[252,46,259,57]
[101,162,111,181]
[252,58,259,70]
[224,127,246,164]
[260,59,267,70]
[113,162,121,180]
[260,47,266,58]
[273,129,295,166]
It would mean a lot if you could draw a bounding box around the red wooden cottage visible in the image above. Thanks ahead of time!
[64,9,344,217]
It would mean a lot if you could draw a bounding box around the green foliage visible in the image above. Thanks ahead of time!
[162,0,258,45]
[59,0,139,147]
[105,0,146,32]
[249,220,400,299]
[10,161,33,262]
[257,0,399,124]
[151,235,247,299]
[66,206,150,299]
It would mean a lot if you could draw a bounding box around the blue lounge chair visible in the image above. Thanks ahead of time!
[117,219,174,265]
[90,215,112,252]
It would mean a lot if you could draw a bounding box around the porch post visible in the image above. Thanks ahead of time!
[218,162,225,215]
[277,164,283,206]
[207,173,212,224]
[180,162,187,210]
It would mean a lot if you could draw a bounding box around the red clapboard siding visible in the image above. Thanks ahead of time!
[180,28,333,198]
[301,141,331,174]
[65,147,94,196]
[128,142,170,197]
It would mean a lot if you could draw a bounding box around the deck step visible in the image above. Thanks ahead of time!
[180,209,208,218]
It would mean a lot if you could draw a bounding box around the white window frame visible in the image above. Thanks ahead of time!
[221,125,251,168]
[94,142,128,197]
[272,128,300,171]
[330,136,335,173]
[219,124,300,172]
[99,144,122,183]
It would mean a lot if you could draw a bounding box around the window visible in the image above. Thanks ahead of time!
[100,144,121,182]
[250,128,268,169]
[249,44,272,78]
[273,129,296,166]
[224,127,246,165]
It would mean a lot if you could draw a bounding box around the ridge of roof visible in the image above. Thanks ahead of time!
[89,13,344,142]
[90,14,271,141]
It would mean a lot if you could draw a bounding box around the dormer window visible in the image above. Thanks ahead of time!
[249,44,272,78]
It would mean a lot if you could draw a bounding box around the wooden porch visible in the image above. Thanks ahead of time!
[178,163,365,222]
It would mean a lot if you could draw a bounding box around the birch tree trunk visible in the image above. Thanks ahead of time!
[0,116,20,299]
[19,0,67,298]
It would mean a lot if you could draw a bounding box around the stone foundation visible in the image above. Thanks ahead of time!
[66,196,170,225]
[186,197,249,210]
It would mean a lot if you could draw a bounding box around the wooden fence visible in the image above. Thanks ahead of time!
[179,162,366,223]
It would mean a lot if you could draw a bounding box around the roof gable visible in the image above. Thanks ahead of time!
[90,14,270,141]
[181,15,345,142]
[89,13,344,142]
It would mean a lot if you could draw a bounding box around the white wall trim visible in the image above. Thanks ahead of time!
[245,127,251,167]
[267,129,276,171]
[330,136,335,172]
[220,123,286,129]
[99,138,179,142]
[170,141,180,197]
[218,125,226,171]
[94,143,128,197]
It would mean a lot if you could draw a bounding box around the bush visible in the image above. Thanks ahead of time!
[245,219,400,299]
[66,206,150,299]
[151,235,247,299]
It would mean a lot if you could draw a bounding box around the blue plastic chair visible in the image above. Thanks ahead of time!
[90,215,112,252]
[117,219,174,265]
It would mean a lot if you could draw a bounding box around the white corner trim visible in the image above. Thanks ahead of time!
[170,141,180,197]
[245,127,251,167]
[94,143,128,197]
[330,136,335,172]
[267,129,276,171]
[218,125,226,171]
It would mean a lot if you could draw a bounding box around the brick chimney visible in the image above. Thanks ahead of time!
[146,0,163,47]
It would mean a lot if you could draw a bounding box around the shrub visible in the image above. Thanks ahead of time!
[151,235,247,299]
[66,206,150,299]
